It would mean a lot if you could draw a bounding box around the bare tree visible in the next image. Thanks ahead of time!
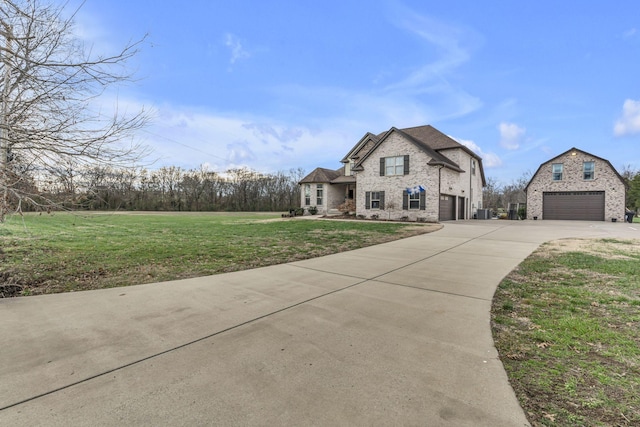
[482,176,503,211]
[0,0,150,221]
[502,171,531,207]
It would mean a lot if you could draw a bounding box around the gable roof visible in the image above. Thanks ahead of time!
[340,132,380,163]
[299,167,342,184]
[354,126,464,172]
[525,147,626,191]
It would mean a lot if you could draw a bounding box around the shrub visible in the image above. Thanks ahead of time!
[308,206,318,215]
[518,206,526,220]
[338,199,356,214]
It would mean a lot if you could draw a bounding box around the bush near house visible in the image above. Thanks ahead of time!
[518,206,526,220]
[338,199,356,215]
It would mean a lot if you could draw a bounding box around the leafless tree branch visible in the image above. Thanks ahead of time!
[1,0,151,221]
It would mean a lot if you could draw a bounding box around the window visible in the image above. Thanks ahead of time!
[304,184,311,205]
[583,161,595,180]
[371,192,381,209]
[316,184,323,205]
[402,189,425,210]
[380,155,409,176]
[386,156,404,176]
[365,191,385,209]
[472,159,476,176]
[409,192,420,209]
[552,163,563,181]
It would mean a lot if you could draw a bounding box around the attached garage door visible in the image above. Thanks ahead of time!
[543,191,605,221]
[439,194,455,221]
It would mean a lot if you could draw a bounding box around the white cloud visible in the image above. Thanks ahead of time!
[142,104,352,174]
[452,137,502,168]
[623,28,637,39]
[224,33,250,65]
[614,99,640,136]
[498,122,525,150]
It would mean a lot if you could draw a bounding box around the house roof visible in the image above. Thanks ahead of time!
[401,125,462,150]
[350,125,487,186]
[340,132,380,163]
[331,175,356,184]
[354,126,463,172]
[299,167,342,184]
[524,147,626,192]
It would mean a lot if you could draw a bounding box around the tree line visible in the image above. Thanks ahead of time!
[10,165,305,213]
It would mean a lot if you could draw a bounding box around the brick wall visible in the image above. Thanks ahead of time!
[526,150,626,221]
[354,133,484,221]
[356,132,439,221]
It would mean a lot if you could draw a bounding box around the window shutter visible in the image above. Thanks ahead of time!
[402,190,408,210]
[420,192,426,210]
[380,191,385,210]
[365,191,370,209]
[380,158,385,176]
[404,155,409,175]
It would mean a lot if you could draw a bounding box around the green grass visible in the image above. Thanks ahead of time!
[0,212,437,296]
[491,239,640,426]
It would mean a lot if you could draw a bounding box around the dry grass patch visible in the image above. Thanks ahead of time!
[492,238,640,426]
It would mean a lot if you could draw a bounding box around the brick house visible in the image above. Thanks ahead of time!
[299,125,485,222]
[525,147,626,221]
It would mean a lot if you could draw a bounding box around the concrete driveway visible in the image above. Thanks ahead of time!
[1,220,637,426]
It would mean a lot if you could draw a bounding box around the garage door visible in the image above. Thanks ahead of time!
[439,194,455,221]
[543,191,605,221]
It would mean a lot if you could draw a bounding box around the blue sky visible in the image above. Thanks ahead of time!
[71,0,640,184]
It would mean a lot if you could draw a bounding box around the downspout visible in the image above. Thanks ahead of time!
[469,157,473,220]
[438,165,443,221]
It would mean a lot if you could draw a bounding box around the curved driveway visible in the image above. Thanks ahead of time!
[1,220,637,426]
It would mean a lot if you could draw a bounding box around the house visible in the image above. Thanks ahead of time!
[525,147,626,221]
[299,125,486,222]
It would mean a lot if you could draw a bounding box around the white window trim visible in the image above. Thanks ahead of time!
[304,184,311,205]
[552,163,563,181]
[408,192,420,210]
[385,156,404,176]
[583,161,595,180]
[370,191,381,209]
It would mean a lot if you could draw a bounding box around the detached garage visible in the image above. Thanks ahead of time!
[525,148,626,222]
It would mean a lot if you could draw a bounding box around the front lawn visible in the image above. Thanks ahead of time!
[0,212,438,296]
